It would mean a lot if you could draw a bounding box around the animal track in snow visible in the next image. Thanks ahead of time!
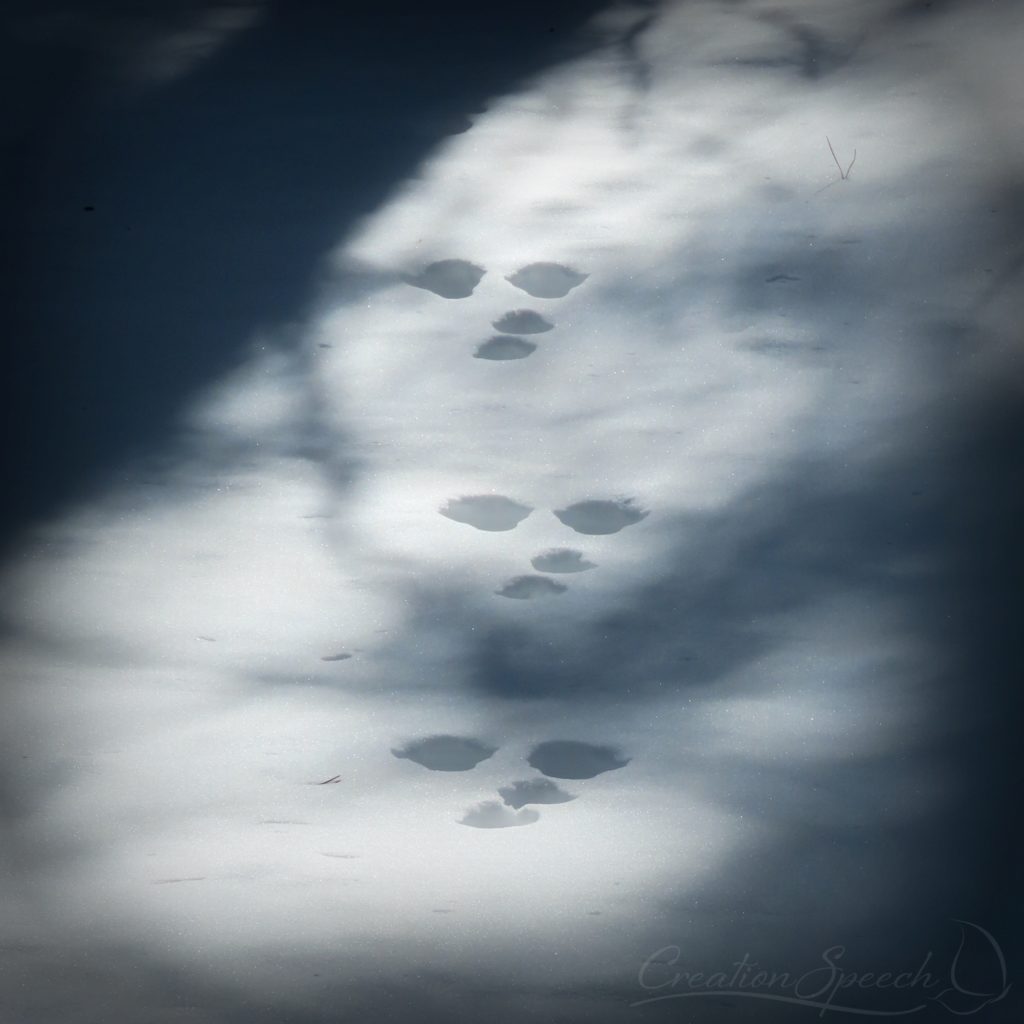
[495,576,568,599]
[498,778,576,809]
[474,336,537,361]
[384,734,629,829]
[460,801,540,828]
[507,262,587,298]
[527,740,630,780]
[405,259,485,299]
[439,495,532,531]
[530,549,596,573]
[553,499,648,535]
[392,736,496,772]
[491,310,553,334]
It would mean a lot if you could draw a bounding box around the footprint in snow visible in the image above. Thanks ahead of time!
[386,737,627,828]
[527,740,630,780]
[498,778,576,808]
[439,495,532,531]
[474,336,537,361]
[491,310,553,334]
[404,259,485,298]
[553,499,647,535]
[507,262,588,298]
[531,549,596,573]
[392,735,497,772]
[496,576,567,599]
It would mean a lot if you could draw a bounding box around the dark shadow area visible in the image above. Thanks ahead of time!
[897,0,976,17]
[0,0,609,556]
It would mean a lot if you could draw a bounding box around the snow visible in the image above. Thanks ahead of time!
[1,0,1021,1020]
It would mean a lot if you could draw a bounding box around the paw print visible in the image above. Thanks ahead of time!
[403,256,585,361]
[389,735,630,829]
[437,492,648,600]
[403,259,485,299]
[409,257,650,598]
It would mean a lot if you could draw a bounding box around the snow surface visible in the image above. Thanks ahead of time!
[1,0,1022,1021]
